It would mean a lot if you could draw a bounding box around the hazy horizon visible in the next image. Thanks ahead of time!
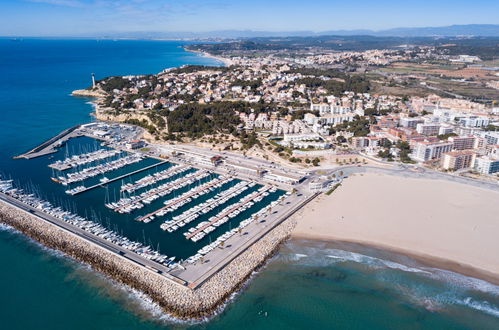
[1,0,498,37]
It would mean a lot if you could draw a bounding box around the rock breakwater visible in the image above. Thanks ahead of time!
[0,200,296,320]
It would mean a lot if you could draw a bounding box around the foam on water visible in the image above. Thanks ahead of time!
[282,241,499,319]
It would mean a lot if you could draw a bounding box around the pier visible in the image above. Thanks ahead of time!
[69,161,167,195]
[186,186,271,240]
[16,125,82,159]
[109,170,210,213]
[139,176,234,223]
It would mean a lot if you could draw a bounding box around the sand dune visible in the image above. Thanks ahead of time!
[292,173,499,283]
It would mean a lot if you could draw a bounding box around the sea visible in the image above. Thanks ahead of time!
[0,38,498,330]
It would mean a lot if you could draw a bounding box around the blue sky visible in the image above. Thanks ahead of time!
[0,0,498,36]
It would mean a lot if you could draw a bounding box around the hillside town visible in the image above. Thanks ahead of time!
[88,46,499,180]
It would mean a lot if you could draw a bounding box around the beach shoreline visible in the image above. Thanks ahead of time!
[290,235,499,286]
[185,48,234,66]
[290,172,499,286]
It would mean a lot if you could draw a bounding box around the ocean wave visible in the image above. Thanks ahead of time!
[460,297,499,318]
[427,268,499,297]
[285,244,430,275]
[0,223,14,232]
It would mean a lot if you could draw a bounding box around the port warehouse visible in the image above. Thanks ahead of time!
[9,125,308,284]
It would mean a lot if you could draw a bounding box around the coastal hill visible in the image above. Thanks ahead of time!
[89,24,499,39]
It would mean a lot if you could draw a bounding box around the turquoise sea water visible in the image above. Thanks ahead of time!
[0,39,498,329]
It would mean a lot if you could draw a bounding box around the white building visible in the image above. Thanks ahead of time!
[416,123,440,136]
[474,156,499,174]
[412,141,453,162]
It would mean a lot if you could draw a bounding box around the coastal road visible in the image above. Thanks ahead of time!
[314,164,499,192]
[0,192,186,286]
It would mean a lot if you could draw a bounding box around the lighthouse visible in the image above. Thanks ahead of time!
[91,73,96,89]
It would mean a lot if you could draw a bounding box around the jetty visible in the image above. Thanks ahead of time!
[16,125,82,159]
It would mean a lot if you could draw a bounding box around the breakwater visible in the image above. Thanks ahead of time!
[0,198,297,320]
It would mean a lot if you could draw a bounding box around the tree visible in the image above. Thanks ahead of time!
[312,157,320,166]
[336,135,347,143]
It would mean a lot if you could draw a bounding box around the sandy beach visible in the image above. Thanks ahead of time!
[292,173,499,283]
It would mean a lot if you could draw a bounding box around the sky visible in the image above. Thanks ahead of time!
[0,0,498,36]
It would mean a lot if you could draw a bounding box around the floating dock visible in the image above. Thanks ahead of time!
[68,161,167,195]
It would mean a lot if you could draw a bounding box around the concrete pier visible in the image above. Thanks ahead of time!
[16,125,82,159]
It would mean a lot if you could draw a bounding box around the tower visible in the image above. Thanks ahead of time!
[91,73,96,89]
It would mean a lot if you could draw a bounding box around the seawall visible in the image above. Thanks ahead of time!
[0,199,296,320]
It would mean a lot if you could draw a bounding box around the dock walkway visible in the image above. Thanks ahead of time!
[71,161,167,195]
[138,176,233,222]
[186,186,270,240]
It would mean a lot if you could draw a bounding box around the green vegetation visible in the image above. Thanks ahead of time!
[164,102,241,138]
[396,141,414,163]
[325,183,342,196]
[238,131,262,150]
[286,68,345,78]
[377,148,394,161]
[296,75,370,96]
[334,116,370,137]
[99,76,133,92]
[483,124,499,132]
[230,79,262,89]
[437,132,458,140]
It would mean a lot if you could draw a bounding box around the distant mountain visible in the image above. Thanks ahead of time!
[180,24,499,39]
[31,24,499,39]
[371,24,499,37]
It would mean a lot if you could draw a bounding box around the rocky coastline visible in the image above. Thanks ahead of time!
[0,199,296,320]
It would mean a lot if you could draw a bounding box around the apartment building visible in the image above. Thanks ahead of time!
[441,150,476,170]
[412,140,453,162]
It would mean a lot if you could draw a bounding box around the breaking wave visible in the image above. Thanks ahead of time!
[281,241,499,318]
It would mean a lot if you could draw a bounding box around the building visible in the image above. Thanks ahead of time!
[416,123,440,136]
[400,117,424,128]
[125,140,146,149]
[412,140,453,162]
[441,151,476,170]
[474,156,499,174]
[438,124,454,135]
[319,113,355,126]
[483,132,499,145]
[458,116,489,128]
[448,136,475,151]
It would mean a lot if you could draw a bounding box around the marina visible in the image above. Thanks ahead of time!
[106,169,211,214]
[52,153,145,185]
[160,180,251,232]
[137,175,234,223]
[64,160,168,195]
[5,124,314,297]
[49,148,122,171]
[185,186,273,241]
